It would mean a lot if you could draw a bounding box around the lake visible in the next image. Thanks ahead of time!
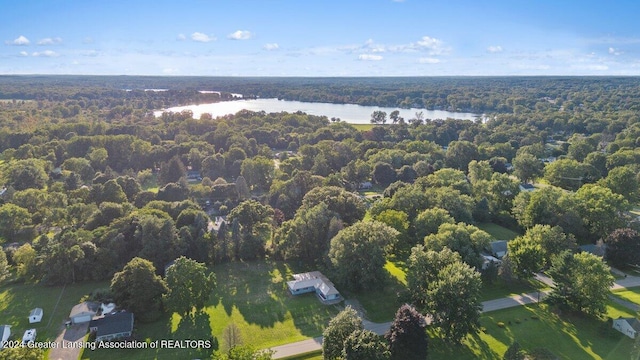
[155,98,480,124]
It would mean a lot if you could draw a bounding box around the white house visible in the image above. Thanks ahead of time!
[613,318,640,339]
[0,325,10,348]
[69,302,98,324]
[29,308,43,323]
[287,271,342,304]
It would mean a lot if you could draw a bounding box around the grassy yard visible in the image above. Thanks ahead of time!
[349,123,375,131]
[83,260,342,360]
[477,222,521,240]
[613,287,640,305]
[429,301,637,360]
[0,281,108,341]
[480,278,546,302]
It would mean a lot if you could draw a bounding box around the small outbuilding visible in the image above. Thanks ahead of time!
[613,318,640,339]
[488,241,508,259]
[69,302,99,324]
[287,271,342,304]
[0,325,10,348]
[22,329,36,345]
[28,308,43,324]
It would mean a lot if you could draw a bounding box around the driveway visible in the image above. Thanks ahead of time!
[270,274,640,359]
[49,323,89,360]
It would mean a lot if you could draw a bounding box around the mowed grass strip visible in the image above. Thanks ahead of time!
[613,287,640,305]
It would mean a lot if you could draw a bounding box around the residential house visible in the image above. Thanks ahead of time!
[287,271,342,304]
[69,302,99,324]
[89,312,134,342]
[22,329,36,345]
[0,325,10,349]
[613,318,640,339]
[488,240,508,259]
[579,243,606,257]
[28,308,43,323]
[519,183,535,192]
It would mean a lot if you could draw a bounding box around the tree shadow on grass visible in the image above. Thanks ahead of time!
[212,260,288,327]
[173,311,217,359]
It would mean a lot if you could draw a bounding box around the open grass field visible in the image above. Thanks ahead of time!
[83,260,342,360]
[477,222,521,240]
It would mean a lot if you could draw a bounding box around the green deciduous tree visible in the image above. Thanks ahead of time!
[241,156,275,191]
[342,330,391,360]
[322,306,363,360]
[423,223,492,269]
[301,186,366,225]
[574,184,629,239]
[512,152,543,183]
[507,236,544,279]
[445,141,479,172]
[111,257,168,322]
[0,203,32,240]
[548,251,614,316]
[329,221,398,291]
[164,256,216,316]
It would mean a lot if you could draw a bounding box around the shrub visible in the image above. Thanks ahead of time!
[497,322,506,328]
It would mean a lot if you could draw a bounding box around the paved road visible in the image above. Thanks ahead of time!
[49,323,89,360]
[270,274,640,359]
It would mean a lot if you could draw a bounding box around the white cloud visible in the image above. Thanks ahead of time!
[83,37,94,44]
[358,54,383,61]
[487,45,503,53]
[228,30,253,40]
[32,50,59,57]
[191,32,216,43]
[263,43,279,51]
[412,36,449,54]
[37,37,62,45]
[19,51,28,57]
[609,47,622,55]
[163,68,179,74]
[81,50,99,57]
[7,35,30,45]
[419,57,440,64]
[177,34,186,41]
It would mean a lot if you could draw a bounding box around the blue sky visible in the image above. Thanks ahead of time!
[2,0,640,76]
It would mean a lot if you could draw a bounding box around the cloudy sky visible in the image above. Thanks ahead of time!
[2,0,640,76]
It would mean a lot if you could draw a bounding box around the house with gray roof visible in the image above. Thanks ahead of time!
[89,312,134,342]
[287,271,342,304]
[613,317,640,339]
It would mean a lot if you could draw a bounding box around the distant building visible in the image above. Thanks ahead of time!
[28,308,43,324]
[519,183,535,192]
[613,318,640,339]
[487,240,508,259]
[89,312,134,342]
[579,243,606,257]
[287,271,342,304]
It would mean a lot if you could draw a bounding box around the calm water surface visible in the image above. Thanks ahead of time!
[155,98,480,124]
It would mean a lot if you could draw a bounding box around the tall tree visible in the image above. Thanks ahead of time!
[385,304,428,360]
[574,184,629,239]
[342,330,391,360]
[548,251,614,316]
[328,221,398,291]
[512,152,543,183]
[0,203,31,240]
[423,223,492,269]
[445,141,479,172]
[159,155,187,185]
[322,306,363,360]
[301,186,366,225]
[240,156,275,191]
[507,236,544,279]
[110,257,168,322]
[164,256,216,316]
[604,228,640,269]
[407,247,482,343]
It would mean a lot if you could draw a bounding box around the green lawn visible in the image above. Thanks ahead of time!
[429,302,637,360]
[613,287,640,305]
[349,123,375,131]
[0,281,108,341]
[477,222,521,240]
[83,260,342,360]
[480,278,546,302]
